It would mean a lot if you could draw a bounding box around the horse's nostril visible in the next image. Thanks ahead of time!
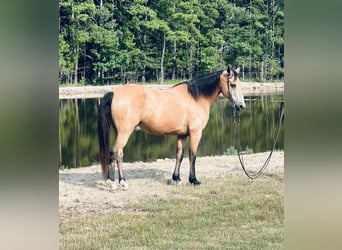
[235,104,245,111]
[234,104,241,111]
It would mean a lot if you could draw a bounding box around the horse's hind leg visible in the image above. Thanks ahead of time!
[104,150,118,190]
[113,132,131,190]
[108,150,115,181]
[172,135,187,183]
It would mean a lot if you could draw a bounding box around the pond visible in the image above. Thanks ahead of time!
[59,93,284,168]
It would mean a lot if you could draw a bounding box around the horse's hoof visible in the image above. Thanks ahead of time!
[189,177,201,185]
[105,179,118,190]
[172,173,181,182]
[119,180,129,190]
[108,171,115,181]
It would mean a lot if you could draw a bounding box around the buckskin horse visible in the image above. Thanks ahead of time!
[98,67,245,190]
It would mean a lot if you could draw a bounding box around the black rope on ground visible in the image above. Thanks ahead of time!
[234,101,284,180]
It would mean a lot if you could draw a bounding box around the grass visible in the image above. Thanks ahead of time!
[225,145,254,155]
[60,174,283,249]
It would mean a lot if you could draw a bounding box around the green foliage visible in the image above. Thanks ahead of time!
[224,145,254,155]
[225,145,238,155]
[59,0,284,84]
[245,145,254,154]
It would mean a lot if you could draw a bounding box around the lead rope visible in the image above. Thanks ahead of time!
[233,101,284,179]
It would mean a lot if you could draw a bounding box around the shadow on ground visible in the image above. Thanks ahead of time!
[59,168,171,189]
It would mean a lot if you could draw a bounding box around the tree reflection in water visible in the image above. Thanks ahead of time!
[59,94,284,168]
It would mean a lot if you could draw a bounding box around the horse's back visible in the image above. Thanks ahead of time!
[111,84,193,135]
[112,84,167,114]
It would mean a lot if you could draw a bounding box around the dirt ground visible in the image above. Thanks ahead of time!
[59,151,284,223]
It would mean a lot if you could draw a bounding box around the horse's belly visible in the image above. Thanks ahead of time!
[138,120,188,135]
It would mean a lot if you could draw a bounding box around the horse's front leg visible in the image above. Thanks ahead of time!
[188,131,202,185]
[172,135,187,183]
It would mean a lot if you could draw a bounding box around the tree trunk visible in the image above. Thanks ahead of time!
[196,31,201,75]
[159,32,166,84]
[187,41,193,79]
[248,55,252,79]
[142,14,147,83]
[172,39,176,80]
[72,8,78,85]
[142,67,146,83]
[74,45,78,84]
[83,54,86,83]
[172,3,177,80]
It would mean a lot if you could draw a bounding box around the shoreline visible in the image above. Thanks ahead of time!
[59,82,284,99]
[59,151,284,222]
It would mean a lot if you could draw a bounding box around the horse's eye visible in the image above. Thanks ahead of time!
[230,83,236,88]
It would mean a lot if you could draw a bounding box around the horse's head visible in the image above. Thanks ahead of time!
[220,66,246,111]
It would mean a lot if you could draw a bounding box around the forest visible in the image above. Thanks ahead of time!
[59,0,283,85]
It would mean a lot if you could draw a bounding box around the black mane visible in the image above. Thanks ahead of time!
[172,69,240,99]
[185,70,224,99]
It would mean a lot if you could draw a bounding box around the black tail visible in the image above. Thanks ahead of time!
[98,92,114,180]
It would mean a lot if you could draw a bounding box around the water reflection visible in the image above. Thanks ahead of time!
[59,94,284,168]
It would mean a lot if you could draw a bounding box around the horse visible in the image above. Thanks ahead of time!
[98,67,245,190]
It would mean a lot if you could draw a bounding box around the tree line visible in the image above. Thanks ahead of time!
[59,0,283,85]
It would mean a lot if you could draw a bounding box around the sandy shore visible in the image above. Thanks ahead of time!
[59,151,284,222]
[59,82,284,99]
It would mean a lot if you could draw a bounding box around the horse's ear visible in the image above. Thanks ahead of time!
[227,66,231,75]
[235,67,241,73]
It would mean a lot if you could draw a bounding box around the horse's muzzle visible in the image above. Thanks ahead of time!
[234,104,245,112]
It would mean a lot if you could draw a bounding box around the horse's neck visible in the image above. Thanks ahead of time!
[197,88,221,113]
[171,82,220,108]
[205,88,221,105]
